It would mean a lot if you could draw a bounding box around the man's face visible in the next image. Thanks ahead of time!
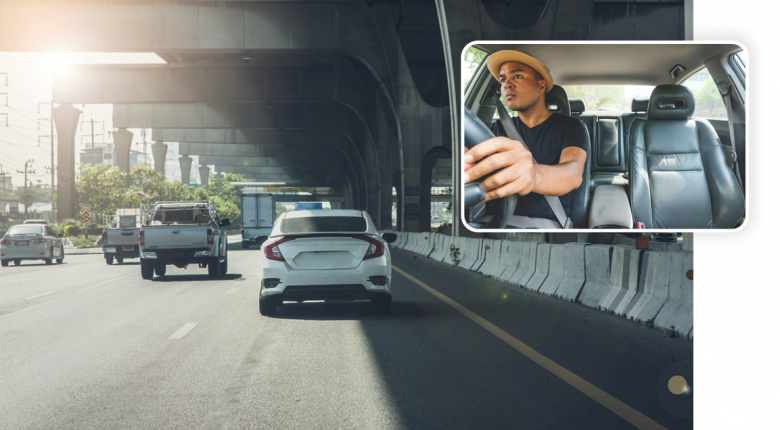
[498,61,546,112]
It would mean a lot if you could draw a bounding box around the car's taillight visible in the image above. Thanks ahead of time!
[101,231,107,243]
[33,238,46,244]
[139,231,145,246]
[241,228,244,237]
[265,237,295,262]
[0,238,11,246]
[355,236,384,260]
[207,229,214,245]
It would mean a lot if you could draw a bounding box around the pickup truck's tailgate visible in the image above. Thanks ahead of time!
[106,229,139,246]
[143,226,209,249]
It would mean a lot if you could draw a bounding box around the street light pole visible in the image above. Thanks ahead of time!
[17,160,35,220]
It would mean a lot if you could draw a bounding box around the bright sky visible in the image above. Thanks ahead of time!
[0,52,166,187]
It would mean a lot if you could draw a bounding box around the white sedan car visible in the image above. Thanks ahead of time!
[1,224,65,266]
[256,210,397,316]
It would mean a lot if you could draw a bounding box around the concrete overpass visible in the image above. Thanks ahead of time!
[0,0,691,232]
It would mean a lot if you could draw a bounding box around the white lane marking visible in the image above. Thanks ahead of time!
[226,287,240,294]
[168,323,198,340]
[26,292,54,300]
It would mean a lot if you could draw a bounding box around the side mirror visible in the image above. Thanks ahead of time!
[57,233,63,238]
[220,218,231,227]
[254,235,268,245]
[381,233,397,244]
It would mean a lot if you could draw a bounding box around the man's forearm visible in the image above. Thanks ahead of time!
[530,161,584,196]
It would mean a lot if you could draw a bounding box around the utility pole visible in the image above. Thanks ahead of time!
[17,160,35,220]
[0,165,8,214]
[141,129,147,167]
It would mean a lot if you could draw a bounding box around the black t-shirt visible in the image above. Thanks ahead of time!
[489,113,588,221]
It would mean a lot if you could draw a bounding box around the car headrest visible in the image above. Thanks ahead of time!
[631,97,649,113]
[545,85,571,116]
[647,85,695,120]
[569,98,586,114]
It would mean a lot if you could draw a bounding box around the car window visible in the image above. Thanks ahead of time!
[280,216,367,234]
[46,226,57,236]
[463,46,487,93]
[562,85,655,113]
[7,225,44,235]
[683,68,727,120]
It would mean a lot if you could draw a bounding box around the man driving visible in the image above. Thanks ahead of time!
[464,50,588,227]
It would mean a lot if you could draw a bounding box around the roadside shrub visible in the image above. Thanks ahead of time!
[64,225,81,237]
[61,218,79,226]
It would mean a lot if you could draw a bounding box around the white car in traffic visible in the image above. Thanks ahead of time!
[256,209,397,316]
[1,224,65,266]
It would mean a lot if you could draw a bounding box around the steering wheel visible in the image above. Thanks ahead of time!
[463,109,518,229]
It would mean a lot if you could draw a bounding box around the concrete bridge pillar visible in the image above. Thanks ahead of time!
[179,156,192,184]
[151,142,168,175]
[199,166,211,188]
[52,104,81,221]
[403,167,421,232]
[113,128,133,173]
[682,233,694,251]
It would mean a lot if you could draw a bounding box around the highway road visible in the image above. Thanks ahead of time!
[0,236,693,429]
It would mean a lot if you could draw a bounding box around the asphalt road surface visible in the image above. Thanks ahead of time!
[0,237,693,429]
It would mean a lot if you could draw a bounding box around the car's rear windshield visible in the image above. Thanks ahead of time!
[280,216,367,234]
[7,226,44,235]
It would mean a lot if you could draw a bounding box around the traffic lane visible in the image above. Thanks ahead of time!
[0,253,129,316]
[386,249,692,429]
[0,250,264,429]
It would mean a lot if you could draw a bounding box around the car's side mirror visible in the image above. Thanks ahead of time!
[57,233,63,238]
[381,233,397,244]
[220,218,230,227]
[254,236,268,245]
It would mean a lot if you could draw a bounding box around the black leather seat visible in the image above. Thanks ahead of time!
[545,85,590,228]
[628,85,745,228]
[620,97,649,145]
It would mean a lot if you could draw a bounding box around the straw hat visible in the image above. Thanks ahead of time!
[486,50,553,93]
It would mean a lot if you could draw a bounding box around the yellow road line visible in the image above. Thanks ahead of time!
[393,265,666,430]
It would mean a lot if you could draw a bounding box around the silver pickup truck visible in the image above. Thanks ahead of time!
[138,201,230,280]
[101,208,141,265]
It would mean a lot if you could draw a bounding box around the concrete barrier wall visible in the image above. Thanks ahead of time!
[401,233,417,252]
[460,237,482,271]
[598,247,646,314]
[556,243,588,302]
[509,241,541,287]
[418,233,434,256]
[526,243,552,291]
[429,234,445,262]
[455,237,479,270]
[496,241,523,284]
[538,244,565,296]
[652,251,694,339]
[424,233,437,257]
[479,239,505,278]
[578,245,614,308]
[625,252,672,324]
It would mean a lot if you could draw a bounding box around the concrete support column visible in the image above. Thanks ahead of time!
[682,233,694,251]
[403,167,420,232]
[179,156,192,184]
[199,165,210,188]
[113,128,134,173]
[151,142,168,175]
[52,104,82,221]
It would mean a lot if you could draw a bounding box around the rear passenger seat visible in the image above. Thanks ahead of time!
[574,97,650,199]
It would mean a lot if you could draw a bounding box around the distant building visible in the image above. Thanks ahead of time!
[79,143,150,169]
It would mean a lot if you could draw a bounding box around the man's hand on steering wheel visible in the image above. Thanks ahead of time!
[464,136,536,202]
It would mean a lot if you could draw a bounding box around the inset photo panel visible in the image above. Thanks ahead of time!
[461,42,747,232]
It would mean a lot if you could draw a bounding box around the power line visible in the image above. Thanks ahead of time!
[3,85,44,109]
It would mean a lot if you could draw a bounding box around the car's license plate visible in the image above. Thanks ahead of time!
[123,246,134,251]
[16,241,29,246]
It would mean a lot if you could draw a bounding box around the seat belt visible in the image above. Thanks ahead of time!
[717,81,744,191]
[491,92,572,229]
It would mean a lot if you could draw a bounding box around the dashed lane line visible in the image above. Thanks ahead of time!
[168,323,198,340]
[26,292,54,300]
[226,287,240,294]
